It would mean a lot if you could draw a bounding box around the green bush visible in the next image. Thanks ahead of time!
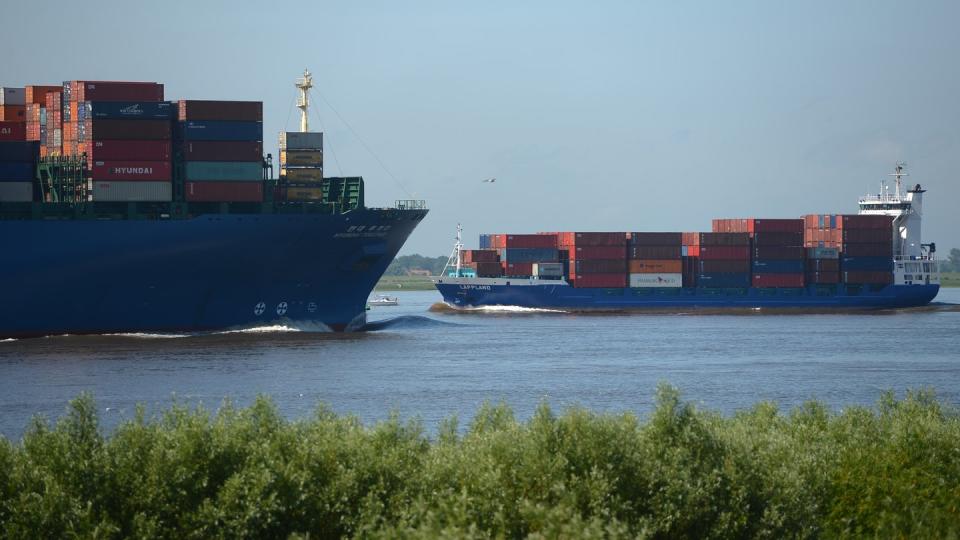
[1,385,958,539]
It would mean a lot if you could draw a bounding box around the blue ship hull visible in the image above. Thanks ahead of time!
[435,280,940,310]
[1,207,426,338]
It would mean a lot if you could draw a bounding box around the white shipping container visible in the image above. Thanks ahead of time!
[629,273,683,288]
[533,262,565,277]
[279,131,323,150]
[0,182,33,202]
[0,87,26,106]
[91,181,171,202]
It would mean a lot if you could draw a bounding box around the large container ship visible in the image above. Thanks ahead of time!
[435,165,939,310]
[0,72,427,338]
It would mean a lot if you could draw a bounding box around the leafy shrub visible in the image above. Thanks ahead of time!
[1,385,958,538]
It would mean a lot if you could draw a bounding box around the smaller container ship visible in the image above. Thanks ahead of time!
[435,164,939,310]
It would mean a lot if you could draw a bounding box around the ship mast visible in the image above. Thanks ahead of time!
[295,69,313,133]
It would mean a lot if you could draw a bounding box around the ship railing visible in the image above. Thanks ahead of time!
[859,194,905,203]
[395,200,427,210]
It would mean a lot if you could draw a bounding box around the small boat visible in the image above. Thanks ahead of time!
[368,294,399,306]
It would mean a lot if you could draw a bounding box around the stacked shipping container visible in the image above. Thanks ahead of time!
[497,234,559,277]
[62,81,171,201]
[0,110,36,201]
[803,214,893,285]
[178,101,264,202]
[0,87,26,123]
[697,233,752,287]
[461,249,502,277]
[559,232,627,288]
[713,219,806,288]
[627,232,682,287]
[279,131,323,201]
[24,86,59,157]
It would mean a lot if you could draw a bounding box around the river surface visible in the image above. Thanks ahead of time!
[2,288,959,439]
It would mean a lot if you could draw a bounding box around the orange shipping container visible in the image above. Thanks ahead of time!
[25,85,62,105]
[628,259,682,273]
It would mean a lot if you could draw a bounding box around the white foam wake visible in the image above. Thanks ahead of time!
[105,332,191,339]
[459,304,567,314]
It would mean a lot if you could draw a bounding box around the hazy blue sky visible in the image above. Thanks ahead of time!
[4,1,958,255]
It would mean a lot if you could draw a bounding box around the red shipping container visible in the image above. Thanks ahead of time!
[628,232,682,245]
[571,274,627,288]
[502,262,534,276]
[571,246,627,259]
[699,246,751,260]
[0,105,25,122]
[91,160,172,181]
[699,232,750,246]
[806,272,840,284]
[842,243,892,257]
[684,245,701,257]
[83,119,171,140]
[841,215,892,229]
[807,259,840,272]
[182,140,263,162]
[752,232,804,247]
[752,274,805,287]
[753,246,805,260]
[468,262,502,277]
[503,233,557,249]
[0,122,26,141]
[842,229,891,244]
[75,81,164,102]
[558,232,626,247]
[628,246,682,259]
[843,271,894,285]
[178,100,263,122]
[573,259,627,274]
[681,232,700,245]
[462,249,499,263]
[87,140,171,162]
[186,181,263,202]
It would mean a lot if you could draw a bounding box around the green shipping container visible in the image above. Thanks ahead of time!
[184,161,262,181]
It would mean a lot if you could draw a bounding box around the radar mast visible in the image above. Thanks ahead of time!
[295,69,313,133]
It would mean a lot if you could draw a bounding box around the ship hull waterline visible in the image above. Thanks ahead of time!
[435,278,940,311]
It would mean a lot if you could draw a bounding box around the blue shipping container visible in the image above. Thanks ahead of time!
[479,234,490,249]
[184,161,263,181]
[841,257,893,272]
[807,247,839,259]
[0,162,35,181]
[178,121,263,142]
[0,142,39,161]
[696,272,751,288]
[81,101,173,121]
[502,248,559,263]
[751,259,805,273]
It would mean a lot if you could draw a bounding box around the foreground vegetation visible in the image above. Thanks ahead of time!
[1,387,958,539]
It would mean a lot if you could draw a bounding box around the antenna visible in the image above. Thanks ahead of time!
[295,69,313,133]
[888,162,908,199]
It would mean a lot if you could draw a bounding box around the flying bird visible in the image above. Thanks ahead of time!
[482,177,496,183]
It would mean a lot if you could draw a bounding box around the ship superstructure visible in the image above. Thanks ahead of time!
[858,163,938,287]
